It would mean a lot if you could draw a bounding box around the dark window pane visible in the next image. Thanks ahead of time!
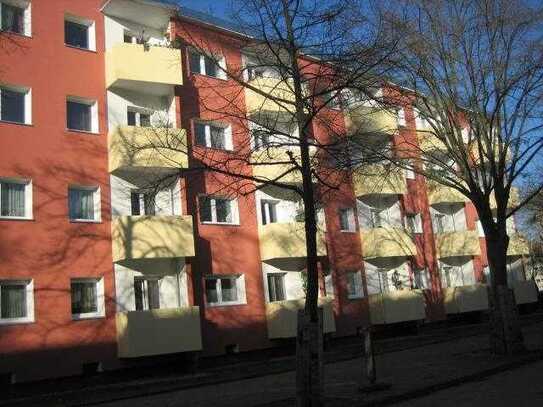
[195,123,207,146]
[67,101,91,131]
[189,52,201,74]
[123,33,133,43]
[199,196,212,222]
[1,4,24,34]
[147,280,160,309]
[127,111,136,126]
[1,89,25,123]
[267,274,285,302]
[1,182,25,217]
[210,126,225,149]
[204,56,217,77]
[1,284,26,319]
[130,192,141,215]
[69,188,94,220]
[139,114,151,127]
[143,193,155,215]
[65,20,89,49]
[134,279,144,311]
[221,278,238,302]
[205,279,218,303]
[215,199,230,223]
[71,282,97,314]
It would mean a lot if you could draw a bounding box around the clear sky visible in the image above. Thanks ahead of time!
[178,0,230,17]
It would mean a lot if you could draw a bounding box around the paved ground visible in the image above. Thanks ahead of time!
[393,360,543,407]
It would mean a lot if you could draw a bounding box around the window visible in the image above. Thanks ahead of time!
[189,51,226,79]
[346,271,364,299]
[413,267,429,289]
[66,97,98,133]
[440,262,475,288]
[65,15,95,51]
[127,109,151,127]
[68,186,100,222]
[405,161,416,180]
[433,213,446,234]
[134,277,160,311]
[0,1,30,36]
[253,129,272,150]
[339,208,356,232]
[205,275,246,306]
[0,280,33,324]
[71,278,104,320]
[194,122,232,150]
[0,178,31,219]
[267,273,286,302]
[370,208,384,228]
[322,90,342,110]
[199,195,239,224]
[397,108,406,126]
[130,191,155,216]
[406,213,422,234]
[260,199,278,225]
[0,85,31,124]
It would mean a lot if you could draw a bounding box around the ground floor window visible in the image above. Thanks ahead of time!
[0,280,33,324]
[71,278,104,319]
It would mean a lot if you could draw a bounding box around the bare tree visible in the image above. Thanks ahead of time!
[377,0,543,354]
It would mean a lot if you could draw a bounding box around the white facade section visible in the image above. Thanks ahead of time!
[357,195,403,230]
[364,257,411,294]
[430,203,466,233]
[104,14,169,52]
[262,262,305,302]
[438,256,475,288]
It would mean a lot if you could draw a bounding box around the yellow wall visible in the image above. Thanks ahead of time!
[251,147,305,185]
[244,77,296,113]
[265,297,336,339]
[360,227,416,259]
[109,126,188,173]
[368,289,426,324]
[426,181,469,205]
[443,284,489,314]
[345,106,398,137]
[116,307,202,358]
[352,164,407,196]
[112,215,195,262]
[106,43,183,88]
[258,222,326,261]
[507,234,530,256]
[435,230,480,258]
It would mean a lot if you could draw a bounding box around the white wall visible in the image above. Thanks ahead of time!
[107,89,176,130]
[364,257,410,294]
[439,256,475,287]
[256,190,300,224]
[104,15,168,51]
[357,195,402,230]
[114,259,188,312]
[262,262,305,302]
[430,203,466,232]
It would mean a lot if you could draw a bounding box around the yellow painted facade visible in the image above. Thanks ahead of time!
[109,126,189,173]
[345,105,398,138]
[258,222,326,261]
[251,147,316,185]
[368,289,426,324]
[417,130,447,151]
[512,280,538,305]
[360,227,417,259]
[244,77,296,113]
[443,284,489,314]
[112,215,195,262]
[352,164,407,196]
[265,297,336,339]
[507,233,530,256]
[105,43,183,88]
[116,307,202,358]
[426,180,469,205]
[435,230,480,258]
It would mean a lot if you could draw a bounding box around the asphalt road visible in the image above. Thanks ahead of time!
[394,360,543,407]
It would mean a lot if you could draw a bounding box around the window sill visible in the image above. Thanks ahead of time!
[0,30,32,39]
[194,144,234,153]
[347,294,365,300]
[0,216,34,222]
[66,128,100,135]
[190,72,228,82]
[70,219,102,224]
[206,301,247,308]
[72,313,105,321]
[201,221,240,226]
[65,44,97,53]
[0,120,33,127]
[0,318,35,326]
[340,230,358,234]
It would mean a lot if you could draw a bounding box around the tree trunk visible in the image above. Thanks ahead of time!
[485,233,524,355]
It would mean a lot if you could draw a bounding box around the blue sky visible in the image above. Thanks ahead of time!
[177,0,230,16]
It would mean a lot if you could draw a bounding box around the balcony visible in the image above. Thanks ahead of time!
[368,289,426,324]
[106,43,183,92]
[426,181,469,205]
[352,165,407,196]
[345,106,398,139]
[265,297,336,339]
[245,77,296,113]
[512,280,538,305]
[360,228,417,259]
[435,230,480,258]
[507,233,530,256]
[112,215,195,263]
[417,130,447,151]
[258,222,326,262]
[251,147,311,185]
[109,126,188,175]
[443,284,489,314]
[116,307,202,358]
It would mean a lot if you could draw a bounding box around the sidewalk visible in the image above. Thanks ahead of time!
[2,318,542,407]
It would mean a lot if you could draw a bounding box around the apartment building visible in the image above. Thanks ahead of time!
[0,0,536,383]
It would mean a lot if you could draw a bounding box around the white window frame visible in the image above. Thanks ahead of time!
[339,207,357,232]
[66,96,99,133]
[260,199,278,225]
[397,107,406,127]
[266,272,287,302]
[133,276,162,311]
[71,277,105,320]
[0,84,31,125]
[0,177,32,220]
[0,1,31,37]
[199,195,239,225]
[346,270,364,299]
[194,120,233,150]
[204,275,246,307]
[0,279,34,325]
[68,185,101,223]
[189,50,227,79]
[64,14,96,52]
[405,160,416,180]
[127,107,153,127]
[406,213,423,234]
